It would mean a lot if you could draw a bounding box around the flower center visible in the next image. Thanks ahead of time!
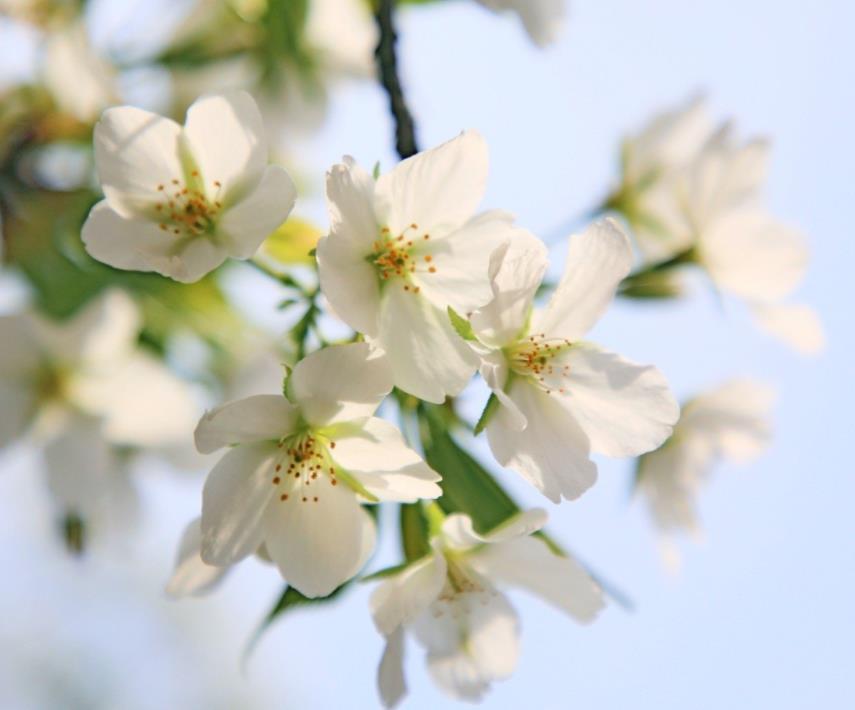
[154,173,223,238]
[506,333,574,395]
[369,223,436,294]
[268,430,339,504]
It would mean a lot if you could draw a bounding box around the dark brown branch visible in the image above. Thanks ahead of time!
[373,0,419,160]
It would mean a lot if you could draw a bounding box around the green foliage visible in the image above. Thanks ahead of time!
[447,305,476,341]
[473,392,499,436]
[400,502,430,561]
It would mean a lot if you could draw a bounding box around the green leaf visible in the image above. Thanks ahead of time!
[400,502,430,562]
[447,306,476,341]
[372,161,381,179]
[473,393,499,436]
[361,561,412,583]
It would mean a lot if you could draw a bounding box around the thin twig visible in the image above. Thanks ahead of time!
[373,0,419,160]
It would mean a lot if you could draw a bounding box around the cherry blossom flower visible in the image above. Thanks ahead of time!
[473,0,566,47]
[0,289,199,526]
[636,379,774,538]
[467,219,679,502]
[194,342,442,598]
[370,509,603,706]
[82,91,296,283]
[317,130,529,403]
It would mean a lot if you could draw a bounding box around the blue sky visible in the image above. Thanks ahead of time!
[1,1,853,708]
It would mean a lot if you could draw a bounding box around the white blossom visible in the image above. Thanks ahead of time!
[473,0,565,47]
[318,130,529,403]
[82,91,296,283]
[467,219,679,502]
[194,342,442,598]
[370,509,603,706]
[0,289,199,522]
[637,379,774,537]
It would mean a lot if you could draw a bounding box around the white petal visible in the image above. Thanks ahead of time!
[326,155,379,249]
[200,442,279,565]
[477,351,527,432]
[752,303,826,355]
[487,378,597,502]
[533,219,633,340]
[440,509,547,550]
[469,537,605,623]
[0,314,42,378]
[316,230,382,335]
[195,394,297,454]
[262,477,376,597]
[375,131,488,236]
[289,343,392,426]
[699,211,808,302]
[217,165,297,259]
[637,441,706,534]
[470,231,548,349]
[82,201,228,283]
[94,106,184,219]
[34,288,140,368]
[475,0,565,47]
[182,91,268,203]
[0,381,37,448]
[71,353,200,448]
[370,550,447,636]
[681,379,774,463]
[166,518,231,597]
[43,413,125,520]
[413,211,526,315]
[414,590,519,701]
[557,343,679,457]
[375,286,478,403]
[378,627,408,709]
[330,417,441,502]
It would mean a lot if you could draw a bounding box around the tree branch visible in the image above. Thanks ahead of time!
[373,0,419,160]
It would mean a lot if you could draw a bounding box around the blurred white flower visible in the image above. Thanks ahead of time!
[82,91,296,283]
[473,0,565,47]
[194,342,442,598]
[0,289,199,527]
[612,97,824,353]
[41,20,118,123]
[317,130,527,403]
[166,518,232,597]
[468,219,679,502]
[370,509,603,706]
[636,379,774,538]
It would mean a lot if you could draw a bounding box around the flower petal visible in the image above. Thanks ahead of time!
[533,218,633,340]
[182,91,267,203]
[414,211,527,315]
[440,509,547,550]
[751,303,825,356]
[166,518,231,597]
[262,477,376,597]
[200,442,279,565]
[700,211,808,302]
[487,378,597,502]
[370,550,447,636]
[195,394,297,454]
[289,343,393,426]
[316,230,382,335]
[470,231,548,348]
[326,155,378,248]
[94,106,184,219]
[378,626,408,709]
[557,343,679,457]
[375,286,478,403]
[637,441,706,534]
[374,130,488,236]
[469,536,605,623]
[71,353,199,448]
[217,165,297,259]
[330,417,441,501]
[0,381,36,448]
[82,201,228,283]
[413,590,519,701]
[475,0,565,47]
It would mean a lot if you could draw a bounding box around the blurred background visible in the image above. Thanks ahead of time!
[0,0,852,708]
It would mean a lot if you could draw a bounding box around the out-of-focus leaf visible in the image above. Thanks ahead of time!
[473,392,499,436]
[400,502,430,562]
[262,216,321,265]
